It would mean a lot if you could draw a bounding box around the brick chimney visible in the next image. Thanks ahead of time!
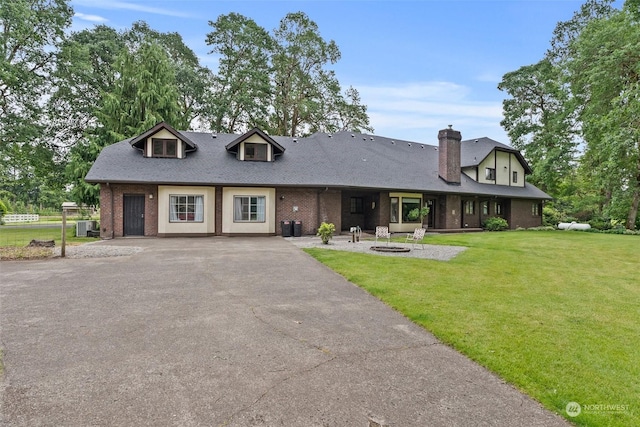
[438,125,462,184]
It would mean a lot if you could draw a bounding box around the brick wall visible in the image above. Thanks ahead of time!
[99,183,158,238]
[273,187,342,235]
[276,188,316,235]
[99,184,113,238]
[438,128,462,184]
[510,199,543,229]
[319,189,342,232]
[438,194,461,229]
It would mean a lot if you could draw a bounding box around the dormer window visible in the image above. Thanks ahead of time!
[245,143,267,161]
[225,128,285,162]
[152,138,178,158]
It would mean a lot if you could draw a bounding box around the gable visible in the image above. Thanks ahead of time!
[225,128,285,162]
[130,122,197,159]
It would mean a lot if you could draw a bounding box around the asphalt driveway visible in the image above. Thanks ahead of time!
[0,237,568,426]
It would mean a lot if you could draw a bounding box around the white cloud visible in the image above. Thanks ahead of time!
[74,12,108,23]
[356,82,508,143]
[72,0,192,18]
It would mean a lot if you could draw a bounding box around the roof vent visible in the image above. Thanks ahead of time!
[408,143,412,147]
[370,137,374,141]
[434,147,438,151]
[351,134,355,138]
[391,140,395,145]
[293,138,298,143]
[420,145,425,149]
[327,134,332,138]
[212,134,217,138]
[474,139,478,143]
[362,158,367,162]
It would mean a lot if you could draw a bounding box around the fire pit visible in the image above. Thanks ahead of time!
[369,246,411,253]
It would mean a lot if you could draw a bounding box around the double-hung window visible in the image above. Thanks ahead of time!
[234,196,266,222]
[170,195,204,222]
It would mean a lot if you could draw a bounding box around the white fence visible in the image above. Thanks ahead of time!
[3,214,40,223]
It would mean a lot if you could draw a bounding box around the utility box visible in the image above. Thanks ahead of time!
[281,220,293,237]
[76,220,97,237]
[293,220,302,237]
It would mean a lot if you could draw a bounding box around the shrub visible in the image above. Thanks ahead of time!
[316,222,336,244]
[482,217,509,231]
[407,206,430,223]
[542,205,562,227]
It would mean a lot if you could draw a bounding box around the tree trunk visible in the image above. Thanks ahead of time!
[627,161,640,230]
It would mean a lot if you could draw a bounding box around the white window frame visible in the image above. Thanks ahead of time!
[169,195,204,223]
[234,196,266,222]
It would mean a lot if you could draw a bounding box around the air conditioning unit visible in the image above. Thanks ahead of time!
[76,220,97,237]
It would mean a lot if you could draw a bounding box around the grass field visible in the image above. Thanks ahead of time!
[306,231,639,426]
[0,223,98,259]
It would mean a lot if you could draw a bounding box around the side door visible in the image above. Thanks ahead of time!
[123,194,145,236]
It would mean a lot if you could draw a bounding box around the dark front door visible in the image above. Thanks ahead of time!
[124,194,145,236]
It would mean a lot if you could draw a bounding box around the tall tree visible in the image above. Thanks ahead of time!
[569,4,640,229]
[49,25,125,151]
[66,42,182,205]
[309,84,373,135]
[0,0,72,207]
[206,13,274,133]
[498,59,576,195]
[123,22,212,130]
[270,12,341,137]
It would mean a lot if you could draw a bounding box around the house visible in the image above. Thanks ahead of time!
[85,122,550,238]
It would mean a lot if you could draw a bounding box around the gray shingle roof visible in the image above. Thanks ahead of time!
[86,128,550,200]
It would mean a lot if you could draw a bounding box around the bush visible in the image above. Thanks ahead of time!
[542,205,562,227]
[482,217,509,231]
[316,222,336,244]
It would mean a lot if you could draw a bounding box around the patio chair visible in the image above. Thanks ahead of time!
[405,227,426,249]
[375,226,391,246]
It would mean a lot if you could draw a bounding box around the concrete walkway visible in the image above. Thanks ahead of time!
[0,237,568,426]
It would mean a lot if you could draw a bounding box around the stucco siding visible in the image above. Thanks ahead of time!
[510,153,525,187]
[157,186,215,236]
[222,187,276,234]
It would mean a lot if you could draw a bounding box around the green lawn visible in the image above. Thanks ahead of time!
[306,231,639,426]
[0,223,98,259]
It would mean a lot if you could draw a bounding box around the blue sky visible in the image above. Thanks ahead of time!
[69,0,621,145]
